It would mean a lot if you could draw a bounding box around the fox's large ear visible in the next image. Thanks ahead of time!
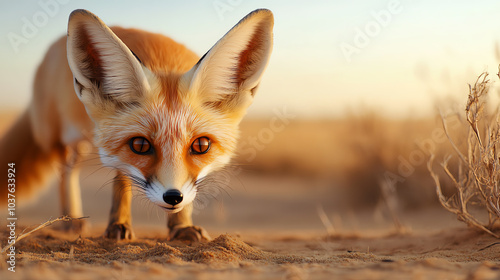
[181,9,274,120]
[66,9,151,116]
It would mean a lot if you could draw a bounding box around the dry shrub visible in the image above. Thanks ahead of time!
[429,72,500,238]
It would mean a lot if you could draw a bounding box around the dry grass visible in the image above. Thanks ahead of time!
[1,216,88,253]
[237,115,455,210]
[429,72,500,238]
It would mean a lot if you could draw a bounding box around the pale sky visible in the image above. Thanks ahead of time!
[1,0,500,118]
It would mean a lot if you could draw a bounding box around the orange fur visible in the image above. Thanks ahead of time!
[112,27,199,74]
[0,111,65,204]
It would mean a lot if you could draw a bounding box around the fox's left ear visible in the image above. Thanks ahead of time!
[181,9,274,120]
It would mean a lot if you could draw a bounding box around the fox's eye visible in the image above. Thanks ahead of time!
[130,137,152,155]
[191,137,211,155]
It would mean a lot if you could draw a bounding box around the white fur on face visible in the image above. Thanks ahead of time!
[98,147,121,168]
[146,178,197,213]
[99,147,146,182]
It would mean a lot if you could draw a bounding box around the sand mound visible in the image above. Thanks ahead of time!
[1,225,500,280]
[185,234,268,263]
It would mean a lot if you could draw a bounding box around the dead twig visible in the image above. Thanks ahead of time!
[1,216,88,254]
[378,179,405,233]
[478,242,500,251]
[316,204,336,236]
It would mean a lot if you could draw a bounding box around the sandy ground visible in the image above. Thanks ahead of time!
[1,170,500,280]
[1,224,500,280]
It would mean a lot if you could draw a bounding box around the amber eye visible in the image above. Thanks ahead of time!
[129,137,152,155]
[191,137,211,155]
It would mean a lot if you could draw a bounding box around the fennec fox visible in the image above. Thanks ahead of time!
[0,9,273,241]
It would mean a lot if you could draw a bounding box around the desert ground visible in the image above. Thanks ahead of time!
[1,111,500,279]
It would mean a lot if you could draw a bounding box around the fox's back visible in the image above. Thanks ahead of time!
[111,27,199,73]
[31,27,200,149]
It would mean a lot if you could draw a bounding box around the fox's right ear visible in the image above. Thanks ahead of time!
[66,9,151,118]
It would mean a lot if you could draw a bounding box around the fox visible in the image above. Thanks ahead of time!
[0,9,273,241]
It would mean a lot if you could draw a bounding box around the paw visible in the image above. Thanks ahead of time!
[104,222,135,240]
[168,226,211,243]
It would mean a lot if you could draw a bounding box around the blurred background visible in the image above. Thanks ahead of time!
[1,0,500,235]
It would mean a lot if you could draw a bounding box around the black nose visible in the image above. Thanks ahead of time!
[163,189,183,206]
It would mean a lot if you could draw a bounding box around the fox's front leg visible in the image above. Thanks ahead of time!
[104,172,135,240]
[167,204,210,242]
[59,145,86,233]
